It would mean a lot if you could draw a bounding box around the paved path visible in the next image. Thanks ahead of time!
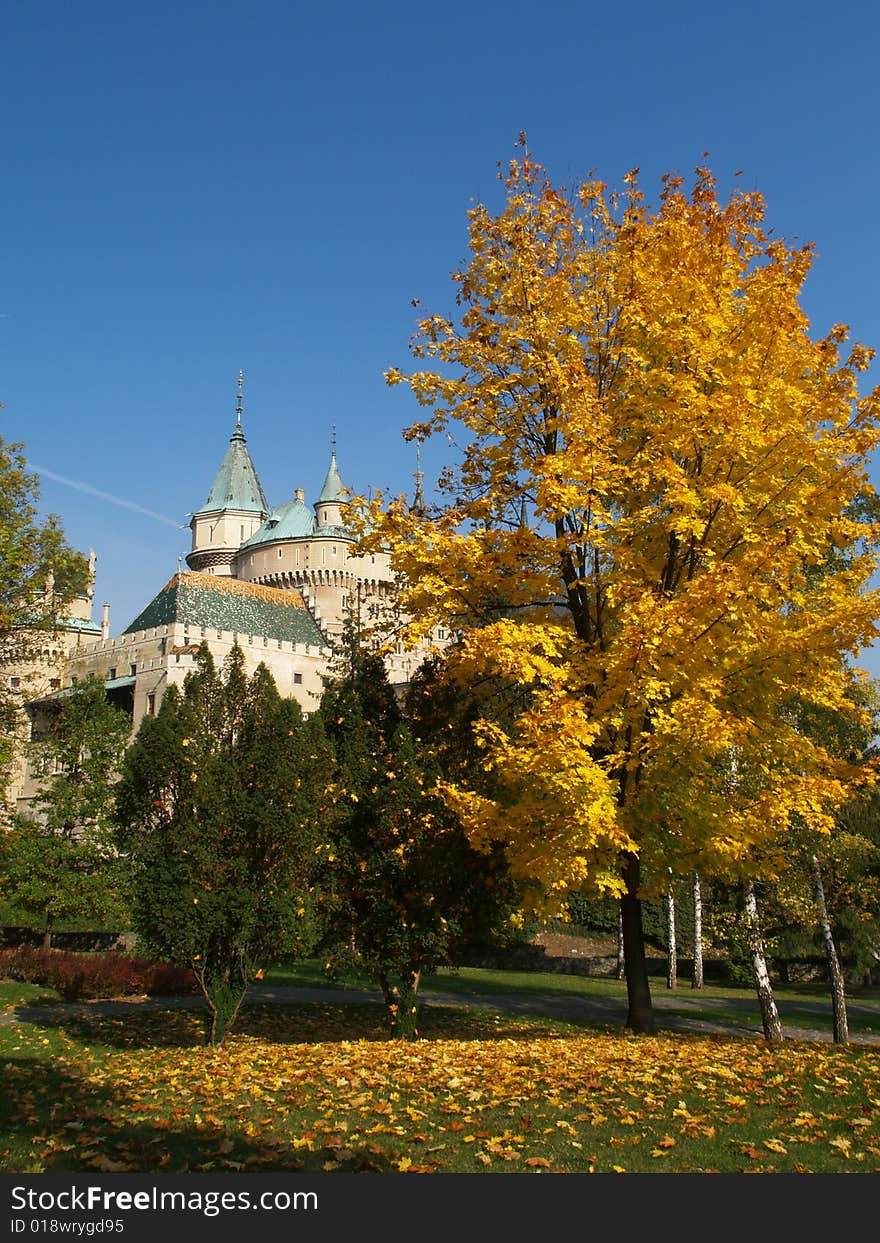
[5,982,880,1045]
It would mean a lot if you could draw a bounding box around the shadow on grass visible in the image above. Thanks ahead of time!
[0,1055,404,1174]
[13,1000,589,1054]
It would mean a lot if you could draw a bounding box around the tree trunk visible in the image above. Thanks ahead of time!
[616,905,625,980]
[43,910,53,950]
[621,853,656,1034]
[195,961,249,1046]
[666,877,677,990]
[379,970,421,1040]
[691,872,704,989]
[813,855,849,1045]
[744,882,783,1043]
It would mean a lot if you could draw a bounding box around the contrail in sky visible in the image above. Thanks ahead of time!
[30,464,183,529]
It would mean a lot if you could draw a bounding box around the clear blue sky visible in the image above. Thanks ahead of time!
[3,1,879,675]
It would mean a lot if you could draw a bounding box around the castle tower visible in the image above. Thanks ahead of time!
[314,429,349,531]
[187,372,269,576]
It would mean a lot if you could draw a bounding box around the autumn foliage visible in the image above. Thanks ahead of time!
[5,1002,879,1174]
[371,146,880,1031]
[0,946,195,1001]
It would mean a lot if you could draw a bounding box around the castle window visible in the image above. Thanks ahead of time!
[49,678,61,690]
[130,663,137,677]
[278,548,283,559]
[109,667,117,680]
[293,673,302,685]
[147,693,156,716]
[8,676,20,689]
[332,546,336,556]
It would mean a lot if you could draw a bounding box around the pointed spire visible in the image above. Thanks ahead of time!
[317,430,347,504]
[411,443,427,516]
[231,370,245,441]
[192,374,269,515]
[518,495,529,528]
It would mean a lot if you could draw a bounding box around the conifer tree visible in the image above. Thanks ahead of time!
[319,626,515,1038]
[116,646,329,1045]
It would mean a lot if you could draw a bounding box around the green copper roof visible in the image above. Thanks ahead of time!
[317,450,348,504]
[240,499,317,548]
[123,573,327,648]
[195,422,269,516]
[59,617,102,633]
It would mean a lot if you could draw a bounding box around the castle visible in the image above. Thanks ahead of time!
[4,375,439,819]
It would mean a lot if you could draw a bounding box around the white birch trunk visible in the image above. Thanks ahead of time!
[813,854,849,1045]
[666,879,677,990]
[691,872,704,989]
[744,881,784,1043]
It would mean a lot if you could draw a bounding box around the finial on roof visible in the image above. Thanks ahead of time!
[518,495,529,528]
[236,370,244,428]
[331,424,337,455]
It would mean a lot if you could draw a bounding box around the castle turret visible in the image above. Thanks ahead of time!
[314,430,349,531]
[187,372,269,576]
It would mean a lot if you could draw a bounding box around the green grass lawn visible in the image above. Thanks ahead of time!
[4,973,879,1176]
[264,959,880,1037]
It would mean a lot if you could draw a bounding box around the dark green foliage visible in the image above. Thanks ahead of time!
[0,818,132,943]
[35,675,132,836]
[116,646,329,1045]
[319,628,516,1038]
[1,679,132,940]
[565,890,691,950]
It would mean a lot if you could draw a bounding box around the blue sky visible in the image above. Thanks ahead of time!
[3,0,880,675]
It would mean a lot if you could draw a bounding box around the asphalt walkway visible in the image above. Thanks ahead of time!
[6,982,880,1044]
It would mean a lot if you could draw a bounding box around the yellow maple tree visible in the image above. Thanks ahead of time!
[368,143,880,1033]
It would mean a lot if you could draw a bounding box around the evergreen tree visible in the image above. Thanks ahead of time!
[116,645,329,1046]
[319,627,515,1039]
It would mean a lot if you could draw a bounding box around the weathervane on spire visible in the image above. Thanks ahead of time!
[331,424,337,455]
[236,370,244,427]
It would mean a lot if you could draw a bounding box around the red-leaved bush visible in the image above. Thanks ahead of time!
[0,946,197,1001]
